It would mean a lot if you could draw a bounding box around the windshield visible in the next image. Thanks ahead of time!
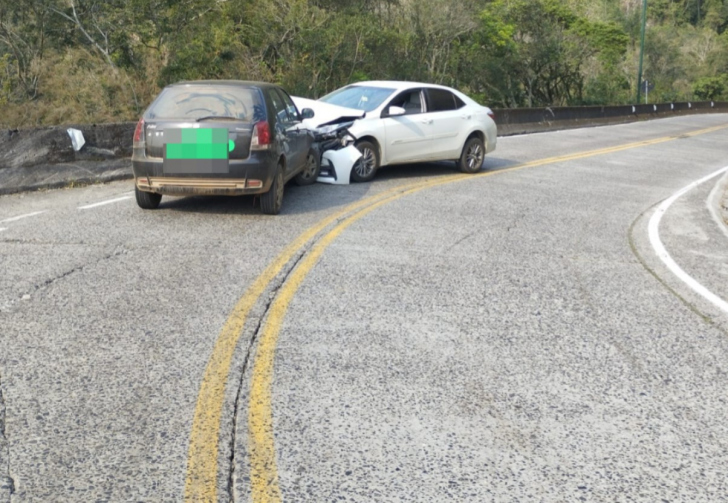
[319,85,396,112]
[146,85,265,122]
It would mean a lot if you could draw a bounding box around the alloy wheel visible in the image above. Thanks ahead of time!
[466,143,484,170]
[355,147,376,178]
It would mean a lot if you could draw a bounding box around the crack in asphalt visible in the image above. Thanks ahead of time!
[444,231,476,253]
[0,247,128,314]
[31,248,128,293]
[225,247,309,503]
[0,371,15,502]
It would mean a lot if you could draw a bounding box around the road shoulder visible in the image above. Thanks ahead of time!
[630,167,728,333]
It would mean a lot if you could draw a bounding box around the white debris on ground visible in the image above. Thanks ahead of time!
[66,128,86,151]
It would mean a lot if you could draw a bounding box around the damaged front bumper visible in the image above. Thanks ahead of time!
[294,96,366,186]
[317,146,363,185]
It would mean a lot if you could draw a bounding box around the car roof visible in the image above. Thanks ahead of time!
[168,80,280,89]
[350,81,455,92]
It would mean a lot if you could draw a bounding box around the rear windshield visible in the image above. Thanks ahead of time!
[319,85,396,112]
[145,85,265,122]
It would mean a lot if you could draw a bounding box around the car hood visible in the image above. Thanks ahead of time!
[292,96,365,129]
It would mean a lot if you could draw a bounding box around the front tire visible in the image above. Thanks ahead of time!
[351,140,379,183]
[294,150,320,186]
[261,164,284,215]
[458,137,485,174]
[135,186,162,209]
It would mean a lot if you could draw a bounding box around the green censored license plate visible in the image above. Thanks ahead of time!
[163,128,234,174]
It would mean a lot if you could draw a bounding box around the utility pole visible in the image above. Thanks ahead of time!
[636,0,648,104]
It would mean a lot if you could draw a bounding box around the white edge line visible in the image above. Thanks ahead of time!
[78,196,132,210]
[648,165,728,315]
[706,170,728,240]
[0,210,47,224]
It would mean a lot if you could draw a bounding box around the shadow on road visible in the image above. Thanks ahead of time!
[158,156,519,216]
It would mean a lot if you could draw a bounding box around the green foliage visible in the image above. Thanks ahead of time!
[0,0,726,127]
[573,20,630,64]
[474,0,630,106]
[693,75,728,99]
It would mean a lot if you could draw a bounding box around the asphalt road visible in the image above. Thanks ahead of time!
[1,114,728,502]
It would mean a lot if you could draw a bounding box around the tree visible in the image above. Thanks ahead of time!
[0,0,55,99]
[0,0,726,128]
[693,74,727,99]
[479,0,629,107]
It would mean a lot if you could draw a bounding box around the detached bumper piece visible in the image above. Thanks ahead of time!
[136,177,263,196]
[316,145,362,185]
[317,157,338,184]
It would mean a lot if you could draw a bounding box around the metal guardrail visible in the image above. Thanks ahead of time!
[493,101,728,136]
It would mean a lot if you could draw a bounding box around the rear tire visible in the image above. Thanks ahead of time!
[458,137,485,174]
[135,186,162,209]
[261,164,284,215]
[351,140,379,183]
[294,150,320,186]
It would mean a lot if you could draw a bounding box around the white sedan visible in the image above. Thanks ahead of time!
[294,81,497,182]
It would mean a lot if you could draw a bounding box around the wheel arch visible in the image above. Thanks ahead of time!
[355,135,383,164]
[262,154,286,191]
[466,130,486,147]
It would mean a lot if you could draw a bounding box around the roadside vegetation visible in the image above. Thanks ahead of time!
[1,0,727,128]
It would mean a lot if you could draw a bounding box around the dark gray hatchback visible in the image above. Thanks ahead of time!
[132,80,318,214]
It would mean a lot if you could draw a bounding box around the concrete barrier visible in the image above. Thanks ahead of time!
[0,122,136,195]
[493,101,728,136]
[1,102,727,194]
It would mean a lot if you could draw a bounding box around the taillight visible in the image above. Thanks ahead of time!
[251,121,271,150]
[133,118,145,143]
[486,110,496,122]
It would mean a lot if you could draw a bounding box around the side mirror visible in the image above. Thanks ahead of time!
[387,106,406,117]
[301,108,315,119]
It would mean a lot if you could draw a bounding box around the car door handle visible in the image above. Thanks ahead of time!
[420,119,433,124]
[461,114,472,120]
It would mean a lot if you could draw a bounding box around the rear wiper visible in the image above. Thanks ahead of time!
[196,116,239,122]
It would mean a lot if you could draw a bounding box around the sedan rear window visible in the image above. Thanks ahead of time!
[146,85,265,122]
[319,85,396,112]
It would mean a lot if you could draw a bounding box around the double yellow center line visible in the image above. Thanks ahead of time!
[183,177,460,501]
[184,122,728,502]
